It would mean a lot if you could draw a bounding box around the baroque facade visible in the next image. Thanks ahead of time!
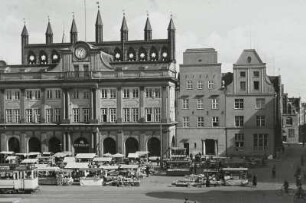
[0,9,177,157]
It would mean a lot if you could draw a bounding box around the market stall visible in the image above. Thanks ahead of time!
[79,168,103,186]
[221,168,249,186]
[37,166,60,185]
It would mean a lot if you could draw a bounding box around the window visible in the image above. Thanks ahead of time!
[33,90,41,100]
[73,108,80,123]
[26,90,32,99]
[131,108,139,122]
[253,71,259,77]
[212,117,219,127]
[286,117,293,125]
[145,88,153,98]
[72,90,79,99]
[146,108,152,122]
[240,81,246,91]
[256,98,265,109]
[46,90,53,99]
[234,99,244,109]
[55,90,61,99]
[13,109,20,123]
[197,81,203,89]
[212,99,219,109]
[154,107,161,122]
[123,108,130,122]
[83,91,90,99]
[183,117,190,127]
[54,108,61,123]
[46,109,52,123]
[14,91,20,100]
[197,117,204,127]
[186,81,193,89]
[25,109,32,123]
[182,99,189,109]
[6,90,12,100]
[254,81,259,90]
[235,116,244,127]
[235,134,244,149]
[256,115,266,127]
[33,109,41,123]
[132,89,139,98]
[5,109,12,123]
[101,108,107,122]
[110,89,116,99]
[197,99,204,109]
[123,89,130,99]
[288,129,295,138]
[253,134,268,150]
[83,108,90,123]
[154,88,161,98]
[74,65,79,77]
[101,89,107,99]
[240,72,246,77]
[208,81,214,89]
[110,108,116,123]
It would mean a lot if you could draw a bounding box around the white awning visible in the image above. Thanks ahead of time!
[136,151,149,157]
[6,156,17,160]
[64,162,89,169]
[119,164,139,169]
[53,151,73,158]
[103,153,113,157]
[112,153,124,158]
[93,157,112,162]
[0,151,14,155]
[100,165,119,170]
[75,153,96,159]
[128,153,139,158]
[21,159,38,164]
[27,152,41,156]
[63,157,75,163]
[37,166,60,171]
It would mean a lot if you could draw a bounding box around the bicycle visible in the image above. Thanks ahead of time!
[276,186,295,196]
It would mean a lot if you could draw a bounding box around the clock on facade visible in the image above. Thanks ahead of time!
[75,46,88,60]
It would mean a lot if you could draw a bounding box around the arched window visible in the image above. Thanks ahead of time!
[28,137,41,152]
[103,137,116,154]
[8,137,20,153]
[28,51,36,64]
[127,47,136,62]
[138,47,147,61]
[48,137,61,153]
[161,47,168,61]
[147,137,160,156]
[125,137,139,157]
[39,50,48,64]
[51,50,60,63]
[150,47,158,61]
[113,47,122,62]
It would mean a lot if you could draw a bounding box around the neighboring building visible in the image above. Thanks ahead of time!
[0,10,177,157]
[177,48,226,156]
[300,102,306,143]
[282,95,301,143]
[225,49,281,156]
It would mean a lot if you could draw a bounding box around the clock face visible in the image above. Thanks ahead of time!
[75,46,87,59]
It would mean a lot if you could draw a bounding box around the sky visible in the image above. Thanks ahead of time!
[0,0,305,99]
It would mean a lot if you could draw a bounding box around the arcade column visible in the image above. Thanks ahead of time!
[117,130,124,154]
[1,134,7,151]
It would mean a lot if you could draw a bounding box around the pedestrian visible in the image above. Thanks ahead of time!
[272,165,276,178]
[205,176,210,187]
[252,175,257,187]
[145,165,150,177]
[184,197,189,203]
[156,157,160,166]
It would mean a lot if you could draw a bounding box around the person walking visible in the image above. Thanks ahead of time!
[252,175,257,187]
[272,165,276,178]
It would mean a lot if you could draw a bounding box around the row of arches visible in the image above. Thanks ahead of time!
[27,50,60,65]
[7,136,161,156]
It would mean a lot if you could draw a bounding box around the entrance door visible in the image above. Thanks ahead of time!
[205,139,215,155]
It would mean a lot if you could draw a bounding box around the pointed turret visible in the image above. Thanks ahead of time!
[95,9,103,43]
[167,17,176,62]
[45,20,53,44]
[120,15,128,42]
[144,16,152,41]
[21,24,29,64]
[70,17,78,44]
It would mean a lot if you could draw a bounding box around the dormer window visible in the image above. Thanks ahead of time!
[247,56,252,63]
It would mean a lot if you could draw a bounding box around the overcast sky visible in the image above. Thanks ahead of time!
[0,0,305,99]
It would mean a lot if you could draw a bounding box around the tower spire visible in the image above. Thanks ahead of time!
[144,11,152,41]
[21,18,29,64]
[120,11,128,41]
[95,1,103,43]
[167,14,176,62]
[70,12,78,44]
[45,16,53,44]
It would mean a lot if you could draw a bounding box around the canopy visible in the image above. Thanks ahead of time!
[64,162,89,169]
[21,159,38,164]
[63,157,75,163]
[6,156,18,160]
[0,151,14,155]
[75,153,96,159]
[93,157,112,162]
[128,153,139,158]
[119,164,139,169]
[100,165,119,170]
[53,151,73,158]
[112,153,124,158]
[103,153,113,157]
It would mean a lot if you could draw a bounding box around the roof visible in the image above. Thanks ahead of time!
[120,16,128,31]
[75,153,96,159]
[46,21,53,35]
[95,9,103,25]
[70,18,78,33]
[21,159,38,164]
[235,49,264,65]
[93,157,112,162]
[64,162,89,169]
[144,17,152,31]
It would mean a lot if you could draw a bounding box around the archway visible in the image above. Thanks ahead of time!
[48,137,61,153]
[28,137,41,152]
[103,137,116,154]
[74,137,89,154]
[8,137,20,153]
[147,137,160,157]
[125,137,139,156]
[205,139,216,155]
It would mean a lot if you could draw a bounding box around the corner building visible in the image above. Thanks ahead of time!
[0,10,177,157]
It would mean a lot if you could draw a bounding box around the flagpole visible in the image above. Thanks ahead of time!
[84,0,87,41]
